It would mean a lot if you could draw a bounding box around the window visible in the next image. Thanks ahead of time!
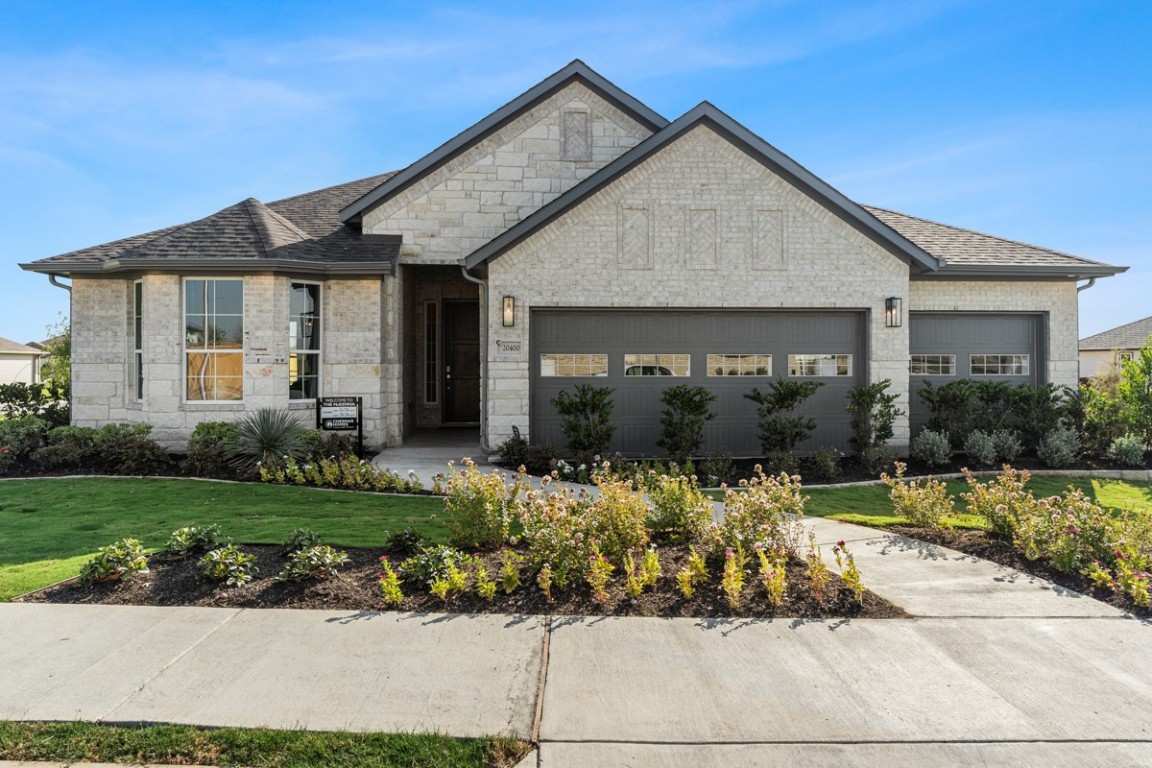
[910,354,955,376]
[624,353,690,376]
[540,354,608,377]
[133,281,143,400]
[425,302,439,404]
[970,354,1029,376]
[184,279,244,401]
[789,353,852,377]
[289,283,320,400]
[707,353,771,377]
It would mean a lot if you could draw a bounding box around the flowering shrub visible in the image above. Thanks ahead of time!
[722,545,748,609]
[622,550,643,599]
[500,549,523,594]
[398,545,470,587]
[756,547,787,607]
[198,545,258,587]
[585,547,614,603]
[276,545,350,582]
[833,540,865,604]
[646,473,713,544]
[805,534,831,606]
[262,455,423,494]
[717,467,807,556]
[429,556,470,603]
[960,466,1035,538]
[79,538,149,584]
[516,484,595,587]
[676,547,708,599]
[536,564,554,602]
[882,462,954,530]
[474,561,497,601]
[588,475,650,561]
[378,556,404,606]
[444,458,524,550]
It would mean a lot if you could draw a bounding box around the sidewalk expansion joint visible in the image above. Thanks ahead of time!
[530,614,553,748]
[98,607,244,721]
[537,738,1152,746]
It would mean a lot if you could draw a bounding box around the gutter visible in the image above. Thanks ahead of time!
[459,263,493,455]
[1077,277,1097,293]
[48,274,71,292]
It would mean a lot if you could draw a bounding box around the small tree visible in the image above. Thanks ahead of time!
[552,384,615,458]
[1118,335,1152,447]
[845,379,903,453]
[657,384,716,463]
[744,380,823,454]
[39,315,71,397]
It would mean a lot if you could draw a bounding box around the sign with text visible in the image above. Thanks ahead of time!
[318,397,361,431]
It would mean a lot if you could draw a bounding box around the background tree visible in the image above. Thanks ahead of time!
[39,314,71,397]
[1118,335,1152,447]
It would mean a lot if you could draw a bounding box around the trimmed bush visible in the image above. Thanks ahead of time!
[1107,434,1146,467]
[79,538,149,584]
[991,429,1023,463]
[1037,426,1081,468]
[744,380,822,454]
[656,384,716,463]
[646,473,713,544]
[552,384,615,459]
[277,545,350,581]
[0,415,49,472]
[444,457,523,551]
[963,430,997,468]
[183,421,240,478]
[198,544,258,587]
[910,428,951,468]
[845,379,902,453]
[164,524,225,557]
[882,462,954,530]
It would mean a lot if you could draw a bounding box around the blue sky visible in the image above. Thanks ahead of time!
[1,0,1149,344]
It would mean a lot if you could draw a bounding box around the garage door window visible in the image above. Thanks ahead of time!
[910,354,955,376]
[624,353,690,376]
[540,353,608,377]
[789,354,851,377]
[971,354,1029,376]
[707,354,771,376]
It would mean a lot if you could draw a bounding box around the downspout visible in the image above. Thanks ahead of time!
[459,263,493,454]
[1077,277,1096,293]
[46,274,72,401]
[48,274,72,293]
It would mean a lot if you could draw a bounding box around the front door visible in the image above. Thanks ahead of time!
[443,300,481,423]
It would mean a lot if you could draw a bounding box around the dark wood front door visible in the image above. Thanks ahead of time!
[443,300,481,423]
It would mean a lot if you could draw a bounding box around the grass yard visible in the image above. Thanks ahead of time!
[0,721,527,768]
[0,478,446,601]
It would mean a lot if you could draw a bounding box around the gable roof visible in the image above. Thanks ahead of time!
[865,206,1126,279]
[1080,316,1152,351]
[0,337,42,355]
[465,102,941,272]
[21,173,400,277]
[338,60,669,224]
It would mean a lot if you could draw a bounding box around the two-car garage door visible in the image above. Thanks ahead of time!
[530,310,865,456]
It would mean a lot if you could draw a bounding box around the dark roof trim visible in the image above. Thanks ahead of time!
[913,264,1128,280]
[19,258,394,277]
[464,102,941,272]
[338,60,668,224]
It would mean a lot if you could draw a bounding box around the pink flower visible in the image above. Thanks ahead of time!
[837,540,846,548]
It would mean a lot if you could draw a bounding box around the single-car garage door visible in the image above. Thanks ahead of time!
[908,312,1046,436]
[530,309,866,456]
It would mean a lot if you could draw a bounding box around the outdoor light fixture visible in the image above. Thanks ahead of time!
[502,296,516,327]
[884,297,903,328]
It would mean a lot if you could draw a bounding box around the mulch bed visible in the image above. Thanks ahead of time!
[19,544,908,620]
[888,524,1150,618]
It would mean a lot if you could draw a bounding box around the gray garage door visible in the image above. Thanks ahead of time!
[909,312,1046,436]
[530,310,865,457]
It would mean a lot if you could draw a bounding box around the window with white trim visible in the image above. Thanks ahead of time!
[910,354,956,376]
[707,353,771,376]
[624,353,690,376]
[289,283,320,400]
[540,354,608,377]
[184,278,244,401]
[133,281,143,400]
[970,354,1029,376]
[788,353,852,377]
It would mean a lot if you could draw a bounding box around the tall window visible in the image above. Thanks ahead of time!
[133,281,143,400]
[289,283,320,400]
[425,302,438,404]
[185,279,244,401]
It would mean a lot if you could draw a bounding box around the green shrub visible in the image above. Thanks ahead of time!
[1037,426,1080,468]
[383,527,430,557]
[991,429,1023,463]
[910,428,951,467]
[717,468,807,557]
[299,429,359,460]
[698,452,734,487]
[398,545,471,587]
[183,421,240,478]
[79,538,150,584]
[1007,383,1071,451]
[963,430,997,468]
[0,415,49,472]
[646,473,713,544]
[31,425,98,470]
[744,380,822,454]
[1118,338,1152,446]
[1107,434,1146,467]
[845,379,903,453]
[164,524,226,557]
[261,454,422,494]
[551,384,615,458]
[587,476,650,561]
[444,458,522,550]
[281,527,323,555]
[656,384,716,463]
[808,447,842,482]
[495,433,530,467]
[198,545,258,587]
[882,462,954,530]
[1067,382,1125,456]
[961,466,1037,539]
[763,449,799,478]
[0,380,70,427]
[229,408,307,472]
[277,545,351,581]
[94,423,170,475]
[858,446,898,477]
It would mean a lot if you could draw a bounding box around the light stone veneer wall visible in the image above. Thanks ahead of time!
[70,274,390,450]
[486,125,913,448]
[362,82,653,262]
[909,280,1080,389]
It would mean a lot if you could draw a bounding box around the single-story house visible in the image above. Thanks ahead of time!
[1080,316,1152,379]
[0,337,44,385]
[19,61,1127,455]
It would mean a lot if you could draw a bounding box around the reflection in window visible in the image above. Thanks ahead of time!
[540,353,608,377]
[624,353,690,376]
[910,354,955,376]
[707,354,771,377]
[970,354,1029,376]
[133,281,143,400]
[289,283,320,400]
[185,279,244,401]
[788,353,851,377]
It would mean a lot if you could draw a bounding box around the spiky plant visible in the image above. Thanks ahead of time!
[228,408,307,472]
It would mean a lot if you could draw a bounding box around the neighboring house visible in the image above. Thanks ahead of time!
[19,61,1127,455]
[1080,316,1152,379]
[0,337,44,385]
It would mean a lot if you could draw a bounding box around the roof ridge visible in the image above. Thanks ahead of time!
[268,171,397,207]
[1080,315,1152,346]
[241,198,313,254]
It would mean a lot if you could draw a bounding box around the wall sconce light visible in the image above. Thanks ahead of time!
[502,296,516,328]
[884,297,903,328]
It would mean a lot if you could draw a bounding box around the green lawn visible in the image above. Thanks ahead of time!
[0,721,527,768]
[0,478,446,600]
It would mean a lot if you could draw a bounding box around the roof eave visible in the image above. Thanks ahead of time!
[21,258,395,277]
[913,264,1128,280]
[338,60,669,224]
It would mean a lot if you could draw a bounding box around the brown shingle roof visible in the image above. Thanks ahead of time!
[0,337,42,355]
[1080,316,1152,351]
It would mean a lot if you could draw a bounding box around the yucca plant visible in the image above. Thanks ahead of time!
[228,408,307,472]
